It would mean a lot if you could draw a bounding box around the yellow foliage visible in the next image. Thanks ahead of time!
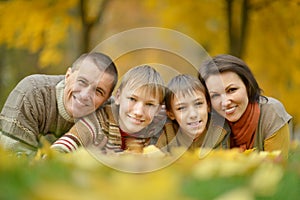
[0,0,78,67]
[143,0,300,126]
[215,187,254,200]
[1,141,296,200]
[144,0,227,55]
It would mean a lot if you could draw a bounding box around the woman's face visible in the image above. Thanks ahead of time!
[205,71,249,122]
[168,90,208,139]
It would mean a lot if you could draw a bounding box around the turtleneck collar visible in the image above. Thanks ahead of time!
[55,79,74,123]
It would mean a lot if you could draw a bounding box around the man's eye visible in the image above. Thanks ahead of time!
[210,94,219,99]
[77,79,87,85]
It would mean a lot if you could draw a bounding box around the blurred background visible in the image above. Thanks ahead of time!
[0,0,299,136]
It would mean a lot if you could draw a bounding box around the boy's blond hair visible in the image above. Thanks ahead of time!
[118,65,165,104]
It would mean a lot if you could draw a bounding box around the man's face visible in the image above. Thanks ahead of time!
[64,60,115,118]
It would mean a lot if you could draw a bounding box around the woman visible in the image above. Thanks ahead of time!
[199,54,292,158]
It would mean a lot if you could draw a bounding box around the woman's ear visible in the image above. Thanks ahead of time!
[167,110,176,120]
[114,89,121,105]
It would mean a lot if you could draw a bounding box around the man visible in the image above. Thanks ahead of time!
[0,52,118,157]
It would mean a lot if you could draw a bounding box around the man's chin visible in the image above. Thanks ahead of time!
[72,110,93,119]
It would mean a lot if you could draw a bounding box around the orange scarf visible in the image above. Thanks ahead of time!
[229,103,260,151]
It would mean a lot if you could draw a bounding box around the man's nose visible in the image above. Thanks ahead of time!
[80,86,94,101]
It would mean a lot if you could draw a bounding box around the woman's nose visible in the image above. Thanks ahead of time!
[221,94,231,107]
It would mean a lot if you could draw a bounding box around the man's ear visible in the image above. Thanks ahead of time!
[167,110,176,120]
[65,68,72,80]
[114,89,121,105]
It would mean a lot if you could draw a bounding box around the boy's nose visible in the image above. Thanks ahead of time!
[132,102,144,116]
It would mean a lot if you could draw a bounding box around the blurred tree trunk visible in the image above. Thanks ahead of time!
[0,45,5,109]
[79,0,110,53]
[226,0,249,58]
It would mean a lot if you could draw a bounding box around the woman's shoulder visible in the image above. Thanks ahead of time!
[259,96,292,122]
[258,96,292,135]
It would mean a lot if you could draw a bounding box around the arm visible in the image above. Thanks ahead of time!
[1,75,65,154]
[259,97,292,158]
[0,75,58,154]
[51,112,106,153]
[264,123,290,159]
[155,121,177,153]
[50,126,82,153]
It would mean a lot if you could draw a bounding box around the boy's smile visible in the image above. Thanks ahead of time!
[115,87,161,134]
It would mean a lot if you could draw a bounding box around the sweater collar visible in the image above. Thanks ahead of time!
[56,79,74,123]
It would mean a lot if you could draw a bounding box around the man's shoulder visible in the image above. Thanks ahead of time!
[14,74,64,93]
[19,74,64,86]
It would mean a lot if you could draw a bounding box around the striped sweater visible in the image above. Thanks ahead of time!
[51,103,167,154]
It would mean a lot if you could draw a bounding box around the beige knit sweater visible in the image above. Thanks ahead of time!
[0,74,74,156]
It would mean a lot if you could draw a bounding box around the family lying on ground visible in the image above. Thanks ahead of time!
[0,52,292,159]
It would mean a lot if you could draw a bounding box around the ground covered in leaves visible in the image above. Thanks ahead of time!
[1,142,300,200]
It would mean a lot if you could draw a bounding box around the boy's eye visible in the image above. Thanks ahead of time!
[195,101,204,106]
[145,102,155,107]
[128,97,137,102]
[176,106,186,111]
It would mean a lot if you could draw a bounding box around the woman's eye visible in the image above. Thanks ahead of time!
[96,89,104,96]
[228,88,237,93]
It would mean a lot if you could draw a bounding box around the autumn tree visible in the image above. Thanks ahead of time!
[0,0,111,108]
[144,0,300,128]
[0,0,110,67]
